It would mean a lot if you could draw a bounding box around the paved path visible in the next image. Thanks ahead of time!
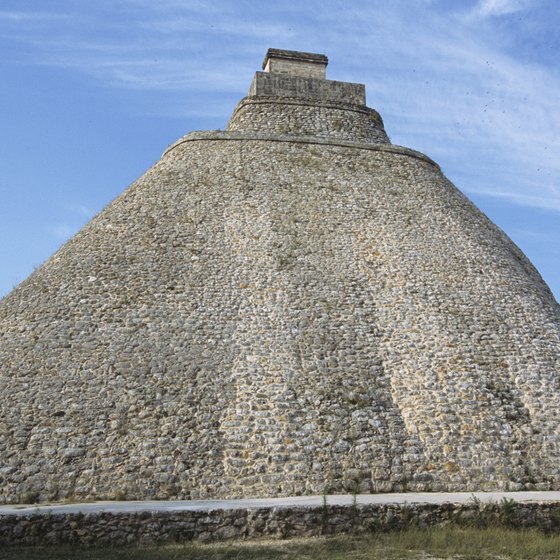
[1,492,560,516]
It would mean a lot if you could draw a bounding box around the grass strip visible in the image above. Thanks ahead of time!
[2,527,560,560]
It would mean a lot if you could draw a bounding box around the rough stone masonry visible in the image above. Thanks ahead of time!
[0,48,559,504]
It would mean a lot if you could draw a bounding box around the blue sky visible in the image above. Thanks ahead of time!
[1,0,559,301]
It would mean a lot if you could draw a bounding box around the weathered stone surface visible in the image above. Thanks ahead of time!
[0,49,559,504]
[228,98,387,143]
[262,48,329,79]
[248,72,366,105]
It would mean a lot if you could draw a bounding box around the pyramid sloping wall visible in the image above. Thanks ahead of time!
[0,50,559,503]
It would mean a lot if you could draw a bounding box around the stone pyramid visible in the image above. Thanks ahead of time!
[1,49,559,504]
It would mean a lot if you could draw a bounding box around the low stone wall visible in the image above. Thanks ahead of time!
[2,502,560,546]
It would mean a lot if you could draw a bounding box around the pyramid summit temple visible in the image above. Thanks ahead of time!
[0,49,559,504]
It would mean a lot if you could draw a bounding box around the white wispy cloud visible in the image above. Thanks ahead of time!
[65,203,95,219]
[466,187,560,212]
[509,228,560,252]
[0,10,72,22]
[49,223,80,240]
[470,0,534,18]
[47,204,95,241]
